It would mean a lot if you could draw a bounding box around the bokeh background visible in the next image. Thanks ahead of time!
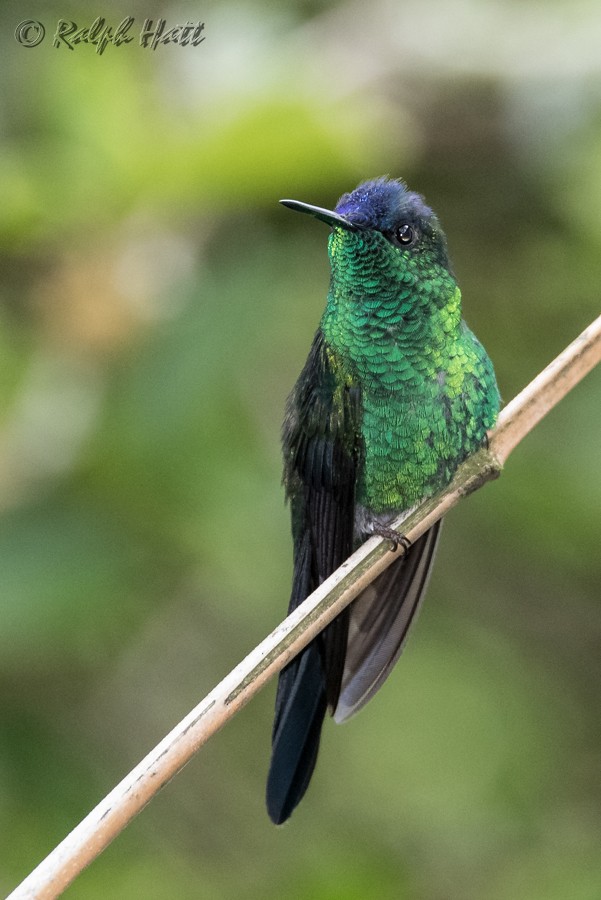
[1,1,600,897]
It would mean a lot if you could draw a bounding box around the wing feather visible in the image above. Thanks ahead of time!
[334,520,442,723]
[267,330,361,823]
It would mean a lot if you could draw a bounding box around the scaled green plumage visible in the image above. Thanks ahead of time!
[322,213,498,513]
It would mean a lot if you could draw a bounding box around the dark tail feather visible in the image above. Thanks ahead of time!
[334,521,442,722]
[266,530,328,824]
[266,642,327,824]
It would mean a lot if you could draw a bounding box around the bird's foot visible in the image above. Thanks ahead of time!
[372,525,412,554]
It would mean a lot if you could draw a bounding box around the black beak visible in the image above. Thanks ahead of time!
[280,199,358,231]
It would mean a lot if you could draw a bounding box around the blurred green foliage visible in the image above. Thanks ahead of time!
[1,1,600,897]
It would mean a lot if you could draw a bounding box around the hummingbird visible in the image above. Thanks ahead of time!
[266,177,500,824]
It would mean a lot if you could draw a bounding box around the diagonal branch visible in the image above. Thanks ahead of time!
[8,313,601,900]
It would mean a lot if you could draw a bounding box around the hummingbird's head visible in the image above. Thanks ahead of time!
[281,178,454,300]
[336,178,447,257]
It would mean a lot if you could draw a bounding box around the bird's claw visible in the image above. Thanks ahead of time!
[373,525,412,554]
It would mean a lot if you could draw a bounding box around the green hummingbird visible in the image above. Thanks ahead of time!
[266,177,500,824]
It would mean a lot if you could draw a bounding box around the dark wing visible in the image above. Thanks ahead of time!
[266,329,361,824]
[334,520,442,723]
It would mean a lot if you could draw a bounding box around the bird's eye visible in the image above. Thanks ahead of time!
[395,224,414,245]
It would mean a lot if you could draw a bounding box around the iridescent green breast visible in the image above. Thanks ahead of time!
[321,230,500,515]
[353,323,499,514]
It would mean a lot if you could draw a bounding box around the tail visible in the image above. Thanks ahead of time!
[266,641,327,824]
[266,521,442,822]
[266,526,344,825]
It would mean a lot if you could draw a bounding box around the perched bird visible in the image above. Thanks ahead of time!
[266,177,500,824]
